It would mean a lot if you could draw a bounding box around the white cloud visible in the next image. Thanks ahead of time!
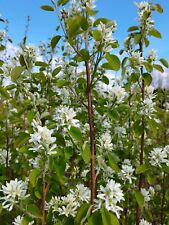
[152,68,169,89]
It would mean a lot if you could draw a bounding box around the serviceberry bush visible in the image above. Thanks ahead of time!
[0,1,169,225]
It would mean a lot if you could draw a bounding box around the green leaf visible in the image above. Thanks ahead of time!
[142,73,152,86]
[14,132,30,147]
[105,53,120,71]
[101,75,109,85]
[57,0,70,6]
[35,61,48,67]
[92,30,102,41]
[101,206,119,225]
[64,147,73,160]
[0,87,10,99]
[159,58,168,68]
[51,157,66,184]
[28,111,36,123]
[148,28,162,39]
[0,45,5,51]
[11,66,24,81]
[68,126,83,142]
[56,79,70,88]
[108,154,120,172]
[82,142,90,164]
[88,211,102,225]
[41,5,54,12]
[0,18,5,23]
[51,35,61,50]
[153,64,164,73]
[75,203,90,225]
[19,55,27,67]
[79,49,90,61]
[134,33,141,44]
[161,164,169,173]
[52,66,62,76]
[27,204,42,218]
[134,190,144,209]
[144,37,150,47]
[143,62,153,72]
[136,164,149,174]
[129,73,140,84]
[29,169,40,188]
[67,15,88,38]
[154,4,163,13]
[128,26,139,32]
[133,120,143,136]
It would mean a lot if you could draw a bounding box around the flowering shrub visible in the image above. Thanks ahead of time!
[0,1,169,225]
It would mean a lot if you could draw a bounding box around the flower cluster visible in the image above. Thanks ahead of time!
[141,187,154,203]
[139,219,152,225]
[13,215,34,225]
[47,184,90,217]
[148,49,157,62]
[96,21,117,52]
[0,29,6,41]
[29,120,57,155]
[135,1,154,32]
[0,179,29,211]
[118,160,135,184]
[129,51,144,68]
[149,146,169,167]
[23,44,37,61]
[96,179,124,218]
[98,131,113,151]
[140,86,156,118]
[111,84,128,103]
[55,106,80,128]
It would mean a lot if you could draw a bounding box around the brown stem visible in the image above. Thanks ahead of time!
[136,42,145,225]
[41,171,46,225]
[85,60,96,205]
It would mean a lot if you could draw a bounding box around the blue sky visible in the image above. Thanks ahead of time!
[0,0,169,59]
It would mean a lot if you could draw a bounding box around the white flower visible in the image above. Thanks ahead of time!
[13,215,23,225]
[135,1,154,31]
[23,44,37,61]
[13,215,34,225]
[141,188,151,202]
[58,193,78,217]
[140,98,156,118]
[96,179,124,218]
[114,126,126,137]
[139,218,152,225]
[96,21,117,52]
[85,0,96,9]
[118,160,135,184]
[49,184,90,217]
[111,85,127,103]
[0,179,29,211]
[99,131,113,150]
[71,184,90,203]
[0,30,6,40]
[135,1,151,12]
[29,121,57,155]
[149,147,168,167]
[148,49,157,61]
[130,51,144,67]
[46,196,61,212]
[55,106,80,128]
